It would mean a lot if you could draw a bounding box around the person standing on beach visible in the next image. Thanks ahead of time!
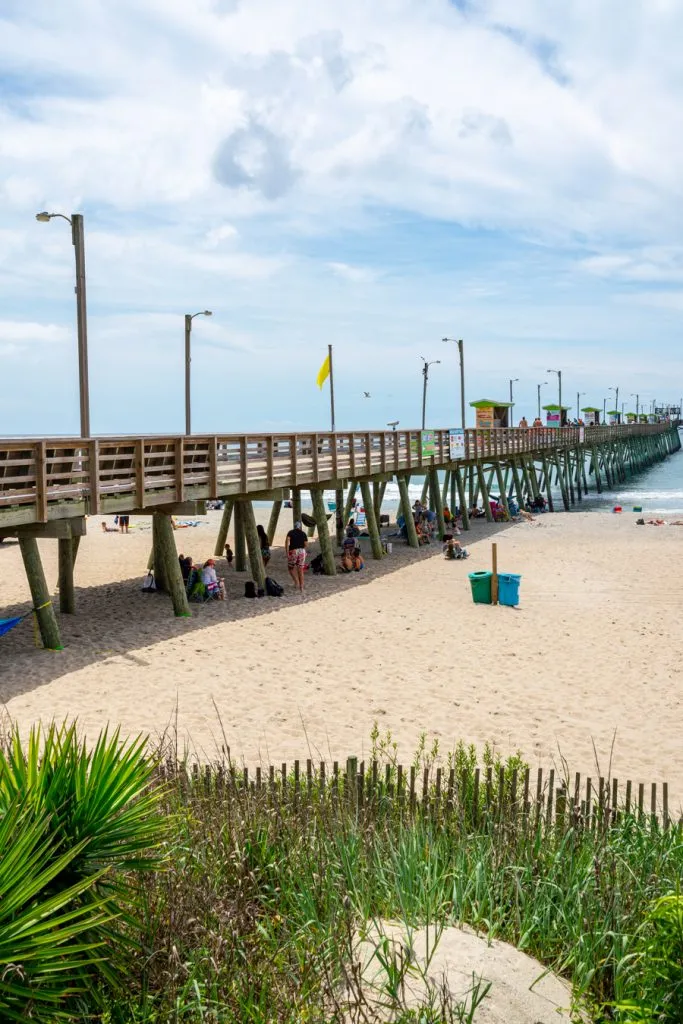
[285,520,308,593]
[118,514,130,534]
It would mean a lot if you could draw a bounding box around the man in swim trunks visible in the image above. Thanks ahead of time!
[285,520,308,593]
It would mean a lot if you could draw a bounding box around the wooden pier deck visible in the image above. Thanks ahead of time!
[0,423,675,529]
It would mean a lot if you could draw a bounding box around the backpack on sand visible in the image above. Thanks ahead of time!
[265,577,284,597]
[310,554,324,575]
[244,581,256,599]
[141,571,156,593]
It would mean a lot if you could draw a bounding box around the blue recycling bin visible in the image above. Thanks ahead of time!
[498,573,521,607]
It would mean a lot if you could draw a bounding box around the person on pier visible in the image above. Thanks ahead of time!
[518,416,529,428]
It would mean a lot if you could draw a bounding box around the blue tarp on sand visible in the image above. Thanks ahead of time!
[0,616,24,638]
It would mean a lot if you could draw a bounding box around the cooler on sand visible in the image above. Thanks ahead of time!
[468,571,492,604]
[498,573,521,607]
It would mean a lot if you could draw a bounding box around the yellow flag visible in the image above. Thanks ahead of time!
[316,353,330,390]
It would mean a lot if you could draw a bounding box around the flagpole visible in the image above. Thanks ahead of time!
[328,343,336,432]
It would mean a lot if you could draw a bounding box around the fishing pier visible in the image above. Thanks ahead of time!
[1,422,679,649]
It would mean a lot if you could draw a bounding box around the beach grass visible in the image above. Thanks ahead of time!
[2,727,682,1022]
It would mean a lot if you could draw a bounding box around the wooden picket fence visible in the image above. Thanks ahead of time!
[159,757,677,833]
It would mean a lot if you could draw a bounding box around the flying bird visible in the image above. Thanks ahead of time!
[363,391,371,398]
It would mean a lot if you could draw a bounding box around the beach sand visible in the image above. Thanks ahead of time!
[1,509,681,803]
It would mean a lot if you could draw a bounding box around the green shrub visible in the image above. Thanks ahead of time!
[0,723,168,1017]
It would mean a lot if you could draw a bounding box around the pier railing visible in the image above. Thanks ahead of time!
[0,423,675,526]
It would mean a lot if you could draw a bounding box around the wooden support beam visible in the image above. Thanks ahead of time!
[494,462,510,519]
[152,513,168,592]
[0,518,87,542]
[540,455,554,512]
[527,459,541,501]
[233,500,247,572]
[360,480,384,560]
[267,500,283,547]
[574,448,583,501]
[477,463,494,522]
[397,476,419,548]
[57,537,76,614]
[441,469,450,507]
[429,467,446,539]
[335,487,344,547]
[153,511,191,617]
[343,480,358,527]
[509,458,525,508]
[18,536,62,651]
[292,489,302,527]
[242,500,266,591]
[214,499,234,557]
[420,474,430,505]
[449,470,457,518]
[311,488,337,575]
[553,452,570,511]
[34,441,48,523]
[372,481,381,522]
[565,450,575,505]
[454,467,469,531]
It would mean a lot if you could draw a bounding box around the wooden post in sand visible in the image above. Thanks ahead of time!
[373,481,381,521]
[213,499,234,557]
[553,453,570,511]
[267,500,282,546]
[360,480,384,560]
[343,481,358,528]
[574,448,583,501]
[441,469,450,506]
[509,459,525,509]
[454,467,469,531]
[311,488,337,575]
[429,468,446,539]
[397,476,419,548]
[491,542,499,605]
[18,536,63,651]
[241,500,266,590]
[476,463,495,522]
[420,475,430,506]
[292,489,302,526]
[57,537,76,614]
[494,463,510,519]
[152,513,168,591]
[152,512,191,617]
[233,501,247,572]
[335,487,344,547]
[540,454,554,512]
[449,470,457,518]
[565,451,575,505]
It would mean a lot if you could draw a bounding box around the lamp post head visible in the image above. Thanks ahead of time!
[203,310,213,317]
[35,211,52,222]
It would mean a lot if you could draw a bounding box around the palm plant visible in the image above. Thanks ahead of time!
[0,723,169,1015]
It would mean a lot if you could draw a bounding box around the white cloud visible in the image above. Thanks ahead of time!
[327,261,378,283]
[0,321,70,346]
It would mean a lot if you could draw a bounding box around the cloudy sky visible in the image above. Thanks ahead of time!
[2,0,682,436]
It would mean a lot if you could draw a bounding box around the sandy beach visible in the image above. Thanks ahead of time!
[1,509,681,802]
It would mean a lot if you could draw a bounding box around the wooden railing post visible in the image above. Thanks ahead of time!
[89,439,100,514]
[34,441,47,523]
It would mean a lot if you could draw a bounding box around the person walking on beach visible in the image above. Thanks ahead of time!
[285,520,308,593]
[118,514,130,534]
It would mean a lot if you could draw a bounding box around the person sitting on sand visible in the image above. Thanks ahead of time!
[178,554,193,581]
[443,534,468,559]
[352,546,364,571]
[443,506,452,525]
[340,550,354,572]
[257,524,271,566]
[341,535,357,556]
[201,558,225,600]
[415,519,430,545]
[101,521,118,533]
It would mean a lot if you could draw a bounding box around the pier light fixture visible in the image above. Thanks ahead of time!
[537,381,548,420]
[442,337,466,429]
[35,210,90,437]
[184,310,213,435]
[421,357,440,431]
[387,420,399,431]
[547,369,562,423]
[509,378,519,422]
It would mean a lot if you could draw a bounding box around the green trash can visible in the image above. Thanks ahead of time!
[468,570,492,605]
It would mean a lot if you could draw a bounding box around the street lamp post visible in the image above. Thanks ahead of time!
[576,392,585,421]
[442,337,465,428]
[537,381,548,421]
[184,311,213,434]
[36,211,90,437]
[509,378,519,423]
[547,368,562,425]
[631,393,639,417]
[609,385,619,424]
[603,398,607,424]
[421,357,440,431]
